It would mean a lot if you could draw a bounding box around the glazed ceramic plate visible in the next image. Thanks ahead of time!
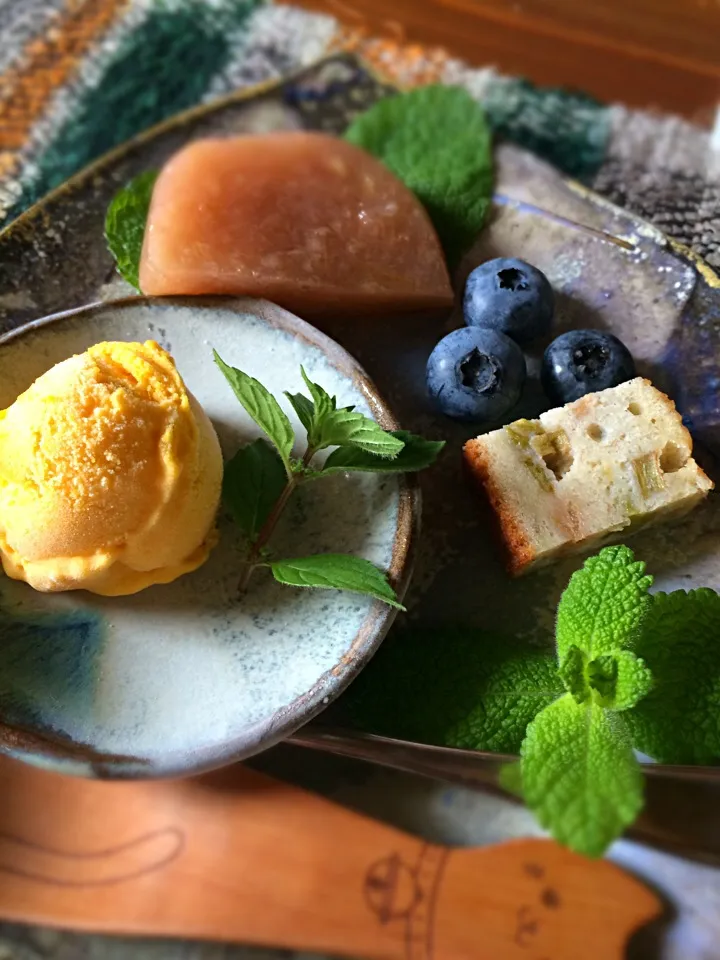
[0,297,416,777]
[1,53,720,781]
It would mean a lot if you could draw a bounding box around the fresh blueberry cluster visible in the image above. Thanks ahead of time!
[426,257,636,424]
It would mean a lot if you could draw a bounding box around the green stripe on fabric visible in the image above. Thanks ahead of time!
[483,77,610,182]
[8,0,260,220]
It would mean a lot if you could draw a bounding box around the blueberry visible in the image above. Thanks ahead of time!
[541,329,636,405]
[463,257,554,344]
[427,328,526,423]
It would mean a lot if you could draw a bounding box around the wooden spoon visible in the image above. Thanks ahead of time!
[0,755,660,959]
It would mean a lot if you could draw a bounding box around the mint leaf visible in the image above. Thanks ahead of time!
[322,431,444,474]
[271,554,404,609]
[214,353,294,468]
[625,589,720,763]
[345,85,493,265]
[284,392,315,436]
[300,367,334,426]
[556,546,653,662]
[590,651,652,711]
[313,409,404,458]
[521,695,643,857]
[104,170,157,291]
[288,369,402,459]
[340,628,561,753]
[222,439,286,542]
[285,368,334,448]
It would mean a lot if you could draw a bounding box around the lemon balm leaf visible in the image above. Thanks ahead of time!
[556,546,653,662]
[340,627,562,754]
[346,85,493,266]
[520,694,643,857]
[625,589,720,763]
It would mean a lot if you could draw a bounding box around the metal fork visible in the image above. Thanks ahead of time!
[290,728,720,865]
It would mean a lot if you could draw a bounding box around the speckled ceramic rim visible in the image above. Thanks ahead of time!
[0,295,421,779]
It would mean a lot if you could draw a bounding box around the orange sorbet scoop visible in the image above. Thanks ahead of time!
[139,132,454,319]
[0,341,223,596]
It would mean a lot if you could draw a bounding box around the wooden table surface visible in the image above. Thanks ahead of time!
[294,0,720,122]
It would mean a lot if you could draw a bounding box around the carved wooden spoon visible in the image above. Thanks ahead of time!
[0,755,661,959]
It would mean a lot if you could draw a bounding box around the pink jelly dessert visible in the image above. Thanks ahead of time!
[139,132,453,319]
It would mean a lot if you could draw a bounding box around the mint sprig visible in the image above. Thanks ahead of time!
[345,85,494,266]
[214,353,443,605]
[343,545,720,858]
[518,546,654,856]
[103,169,157,290]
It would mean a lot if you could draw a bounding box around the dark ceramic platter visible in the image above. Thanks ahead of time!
[1,53,720,781]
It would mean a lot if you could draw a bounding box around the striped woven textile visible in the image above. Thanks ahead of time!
[0,3,718,958]
[1,0,718,268]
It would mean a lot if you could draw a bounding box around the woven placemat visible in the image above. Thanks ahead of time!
[0,0,718,267]
[0,2,718,958]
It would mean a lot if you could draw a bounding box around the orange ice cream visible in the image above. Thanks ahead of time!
[0,340,223,595]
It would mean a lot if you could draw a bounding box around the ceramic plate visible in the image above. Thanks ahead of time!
[0,297,416,777]
[0,53,719,781]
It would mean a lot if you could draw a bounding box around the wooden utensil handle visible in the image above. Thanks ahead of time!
[0,758,661,959]
[0,759,428,958]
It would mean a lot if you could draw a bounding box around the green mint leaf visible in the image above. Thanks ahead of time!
[322,431,444,474]
[314,410,405,458]
[289,369,400,460]
[285,367,334,449]
[213,352,294,467]
[558,645,589,703]
[589,651,653,711]
[284,392,315,436]
[271,554,404,609]
[222,439,286,542]
[556,546,653,662]
[520,694,643,857]
[339,628,562,753]
[103,170,157,291]
[625,589,720,763]
[296,368,403,458]
[345,85,493,266]
[300,367,335,421]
